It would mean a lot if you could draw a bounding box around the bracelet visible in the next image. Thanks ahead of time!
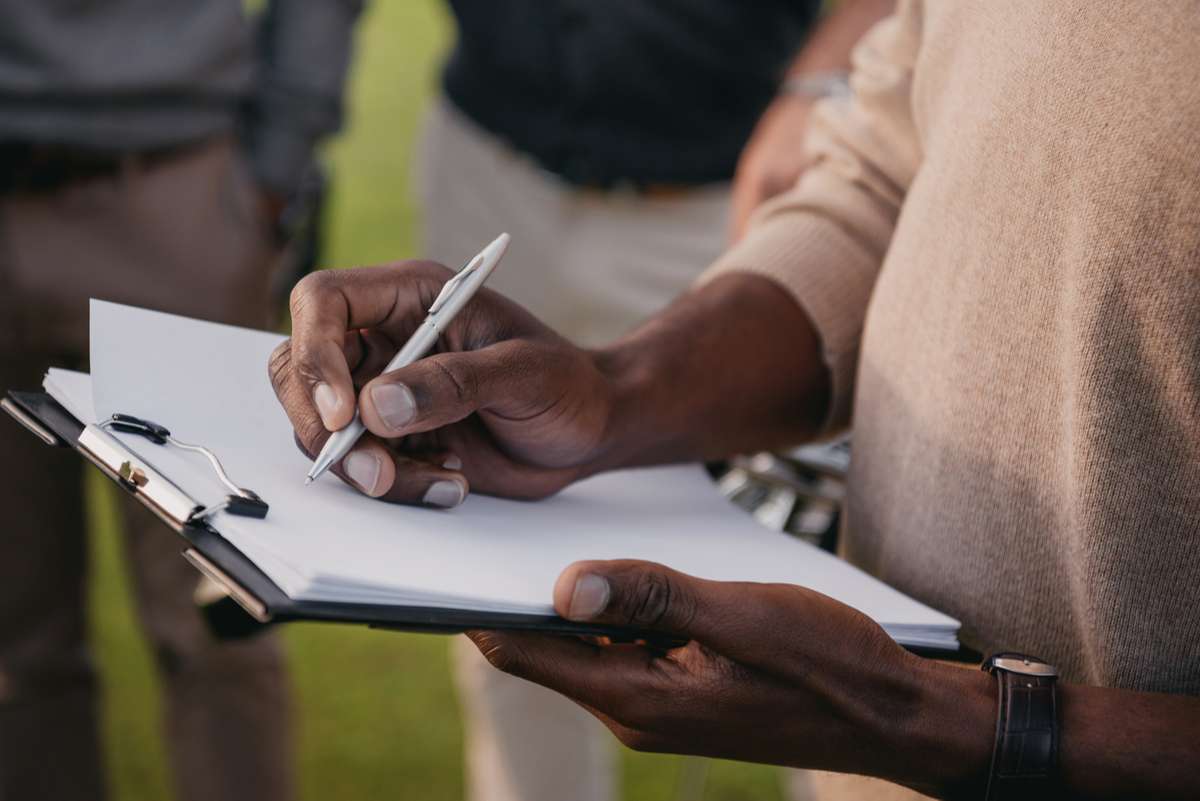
[780,71,851,100]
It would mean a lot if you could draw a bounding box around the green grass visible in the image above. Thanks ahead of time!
[88,2,784,798]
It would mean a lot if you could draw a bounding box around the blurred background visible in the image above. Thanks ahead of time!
[84,3,786,799]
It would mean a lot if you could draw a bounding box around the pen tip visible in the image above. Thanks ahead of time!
[304,476,314,486]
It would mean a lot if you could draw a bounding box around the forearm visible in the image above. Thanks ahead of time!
[1057,682,1200,799]
[789,0,896,76]
[589,273,830,472]
[895,662,1200,799]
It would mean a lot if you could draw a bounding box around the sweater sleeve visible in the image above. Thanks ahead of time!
[700,0,925,430]
[245,0,364,196]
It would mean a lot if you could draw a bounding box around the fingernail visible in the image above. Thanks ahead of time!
[423,479,465,509]
[567,574,610,621]
[313,382,341,430]
[443,454,463,471]
[344,450,382,496]
[370,383,417,431]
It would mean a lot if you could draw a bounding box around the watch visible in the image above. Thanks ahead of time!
[781,71,851,100]
[981,653,1059,800]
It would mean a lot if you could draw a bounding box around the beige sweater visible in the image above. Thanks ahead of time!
[708,0,1199,708]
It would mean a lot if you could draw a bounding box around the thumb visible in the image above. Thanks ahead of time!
[553,560,820,667]
[553,560,721,640]
[358,339,535,438]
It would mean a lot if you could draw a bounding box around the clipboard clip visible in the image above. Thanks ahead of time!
[98,413,269,523]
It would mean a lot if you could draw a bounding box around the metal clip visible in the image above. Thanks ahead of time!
[428,253,484,315]
[190,491,270,524]
[98,413,269,523]
[78,425,202,532]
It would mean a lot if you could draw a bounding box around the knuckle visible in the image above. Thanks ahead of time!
[476,634,528,676]
[296,415,327,453]
[626,571,675,628]
[289,270,335,315]
[267,341,292,389]
[380,261,454,314]
[430,358,477,406]
[403,259,455,280]
[290,339,325,380]
[292,431,316,460]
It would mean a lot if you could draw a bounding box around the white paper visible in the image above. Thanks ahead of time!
[47,300,958,648]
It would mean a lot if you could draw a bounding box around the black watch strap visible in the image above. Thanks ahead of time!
[984,655,1059,801]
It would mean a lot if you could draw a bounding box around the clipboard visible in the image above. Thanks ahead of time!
[1,389,650,641]
[3,388,979,661]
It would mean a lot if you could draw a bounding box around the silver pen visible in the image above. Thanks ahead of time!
[305,232,511,484]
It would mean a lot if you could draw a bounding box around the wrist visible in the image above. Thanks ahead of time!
[585,336,661,476]
[886,659,995,798]
[584,273,830,476]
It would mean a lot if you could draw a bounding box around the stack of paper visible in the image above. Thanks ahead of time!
[43,301,959,650]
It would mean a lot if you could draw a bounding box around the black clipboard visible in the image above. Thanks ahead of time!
[3,388,978,661]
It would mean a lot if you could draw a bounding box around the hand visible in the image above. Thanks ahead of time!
[468,560,995,795]
[268,262,617,506]
[728,95,817,243]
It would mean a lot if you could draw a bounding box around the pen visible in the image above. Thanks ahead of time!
[305,232,511,484]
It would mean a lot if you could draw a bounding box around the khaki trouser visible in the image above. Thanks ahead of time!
[0,138,294,801]
[419,99,730,801]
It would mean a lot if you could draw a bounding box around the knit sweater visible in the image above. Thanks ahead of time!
[706,0,1200,704]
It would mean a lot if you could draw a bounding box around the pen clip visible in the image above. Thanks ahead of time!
[428,254,483,315]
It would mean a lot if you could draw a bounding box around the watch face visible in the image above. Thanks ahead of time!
[986,653,1059,677]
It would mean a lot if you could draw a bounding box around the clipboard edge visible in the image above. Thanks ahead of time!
[183,548,272,623]
[2,395,61,446]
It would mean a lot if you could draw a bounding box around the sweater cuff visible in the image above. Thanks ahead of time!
[698,211,881,432]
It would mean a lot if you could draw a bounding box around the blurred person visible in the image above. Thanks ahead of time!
[0,2,360,799]
[415,3,892,800]
[270,0,1199,799]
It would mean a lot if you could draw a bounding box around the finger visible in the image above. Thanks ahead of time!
[407,448,464,472]
[287,264,450,432]
[294,425,468,508]
[759,160,810,204]
[342,329,365,374]
[349,328,400,389]
[551,559,809,667]
[358,339,545,438]
[465,630,661,726]
[269,338,330,457]
[335,438,469,508]
[450,441,578,501]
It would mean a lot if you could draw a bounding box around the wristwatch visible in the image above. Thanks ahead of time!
[781,71,851,100]
[981,653,1059,800]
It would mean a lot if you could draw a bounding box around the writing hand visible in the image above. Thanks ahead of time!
[268,262,617,506]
